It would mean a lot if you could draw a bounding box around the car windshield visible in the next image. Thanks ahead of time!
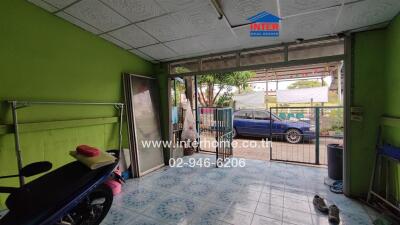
[262,111,281,121]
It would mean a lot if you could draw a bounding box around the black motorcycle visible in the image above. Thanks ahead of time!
[0,150,120,225]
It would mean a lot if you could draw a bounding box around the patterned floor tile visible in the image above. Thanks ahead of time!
[102,154,375,225]
[255,203,283,221]
[142,196,198,225]
[190,204,231,225]
[114,187,164,212]
[221,208,253,225]
[101,206,137,225]
[251,214,282,225]
[283,197,311,213]
[283,208,313,225]
[258,193,284,207]
[128,214,171,225]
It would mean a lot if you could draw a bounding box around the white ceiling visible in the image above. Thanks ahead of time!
[28,0,400,63]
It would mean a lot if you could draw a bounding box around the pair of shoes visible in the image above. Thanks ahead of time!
[313,195,340,224]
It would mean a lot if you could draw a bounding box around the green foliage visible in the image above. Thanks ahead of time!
[287,80,327,89]
[174,66,191,74]
[330,108,344,131]
[172,79,185,106]
[216,92,233,107]
[198,71,255,106]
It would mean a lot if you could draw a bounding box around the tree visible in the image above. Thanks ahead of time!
[198,71,254,106]
[287,80,326,89]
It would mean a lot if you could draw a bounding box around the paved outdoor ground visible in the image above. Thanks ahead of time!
[200,134,343,165]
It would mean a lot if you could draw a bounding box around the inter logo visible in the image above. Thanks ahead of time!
[248,11,281,37]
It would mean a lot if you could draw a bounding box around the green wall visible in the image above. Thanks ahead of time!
[350,15,400,202]
[0,0,154,209]
[350,29,387,197]
[382,15,400,203]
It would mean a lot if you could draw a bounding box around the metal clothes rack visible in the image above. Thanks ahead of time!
[7,100,124,186]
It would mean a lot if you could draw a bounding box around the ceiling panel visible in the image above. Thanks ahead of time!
[220,0,279,26]
[100,34,131,49]
[280,0,341,17]
[108,24,158,48]
[197,27,241,52]
[138,44,177,60]
[26,0,400,62]
[64,0,130,32]
[100,0,165,23]
[164,36,207,55]
[28,0,57,12]
[173,1,228,37]
[56,11,102,34]
[335,0,400,32]
[280,7,340,42]
[136,14,186,42]
[129,49,155,61]
[155,0,205,13]
[138,1,228,42]
[44,0,76,9]
[233,24,282,49]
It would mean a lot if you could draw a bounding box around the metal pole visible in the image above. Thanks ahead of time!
[194,75,200,152]
[216,109,219,167]
[338,62,343,105]
[8,101,123,106]
[315,107,320,165]
[265,69,269,109]
[173,79,177,106]
[118,104,124,152]
[11,101,24,186]
[269,109,273,161]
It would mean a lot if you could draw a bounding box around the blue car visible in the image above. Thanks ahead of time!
[233,109,315,144]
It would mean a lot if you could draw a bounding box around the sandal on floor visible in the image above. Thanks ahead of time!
[312,195,329,214]
[330,181,343,194]
[328,204,340,224]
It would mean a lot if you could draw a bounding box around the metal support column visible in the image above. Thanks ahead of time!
[173,79,177,106]
[338,62,343,105]
[315,107,320,165]
[269,110,273,160]
[117,104,124,152]
[194,75,200,152]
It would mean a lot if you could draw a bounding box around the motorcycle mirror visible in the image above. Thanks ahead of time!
[20,161,52,177]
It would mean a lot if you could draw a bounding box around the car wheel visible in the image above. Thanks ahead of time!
[285,129,302,144]
[232,127,237,139]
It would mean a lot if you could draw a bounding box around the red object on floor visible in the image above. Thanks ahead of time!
[105,169,122,195]
[76,145,100,157]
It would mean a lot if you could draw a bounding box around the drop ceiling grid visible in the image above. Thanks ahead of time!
[56,11,102,34]
[64,0,130,32]
[138,43,179,60]
[220,0,280,27]
[99,0,166,23]
[280,6,341,42]
[28,0,58,12]
[279,0,343,18]
[334,0,400,33]
[43,0,77,9]
[26,0,400,62]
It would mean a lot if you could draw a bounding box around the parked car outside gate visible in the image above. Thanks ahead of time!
[233,109,315,144]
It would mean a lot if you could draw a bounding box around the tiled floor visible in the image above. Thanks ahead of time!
[101,154,377,225]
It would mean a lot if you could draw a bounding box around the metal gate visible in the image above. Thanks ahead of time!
[269,106,343,165]
[198,107,233,163]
